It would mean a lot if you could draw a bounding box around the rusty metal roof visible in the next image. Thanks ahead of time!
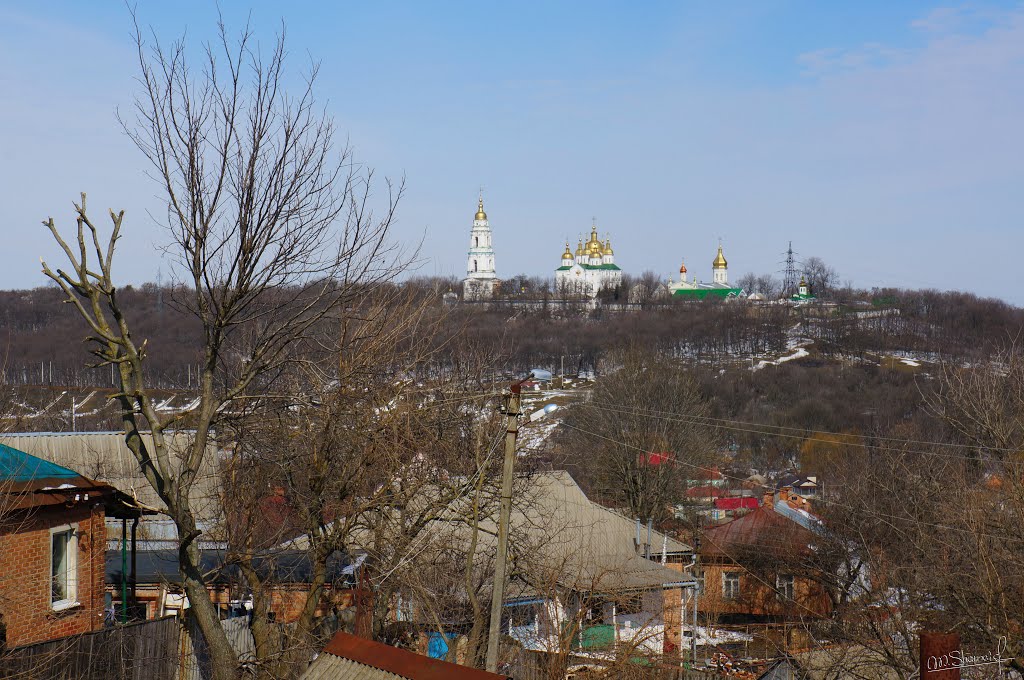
[299,632,508,680]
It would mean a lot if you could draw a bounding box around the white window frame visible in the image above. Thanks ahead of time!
[777,573,795,601]
[722,572,740,600]
[50,523,80,611]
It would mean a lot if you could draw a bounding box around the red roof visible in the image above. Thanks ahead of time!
[685,485,723,499]
[320,631,508,680]
[715,497,759,511]
[640,452,674,466]
[701,505,814,559]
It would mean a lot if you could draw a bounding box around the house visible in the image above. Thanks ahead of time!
[104,546,366,624]
[696,491,831,655]
[685,466,726,488]
[289,471,697,661]
[299,630,509,679]
[0,442,147,647]
[775,474,819,499]
[485,472,695,657]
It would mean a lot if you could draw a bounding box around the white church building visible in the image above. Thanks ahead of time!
[554,224,623,297]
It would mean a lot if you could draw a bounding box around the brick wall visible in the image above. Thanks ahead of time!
[0,503,106,647]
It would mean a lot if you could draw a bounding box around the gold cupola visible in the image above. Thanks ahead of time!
[475,196,487,221]
[712,244,728,269]
[563,241,573,259]
[603,238,614,256]
[575,238,584,257]
[679,259,687,274]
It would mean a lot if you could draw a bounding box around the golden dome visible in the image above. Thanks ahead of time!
[475,197,487,221]
[563,242,573,259]
[575,239,584,257]
[679,259,687,274]
[712,244,727,269]
[603,238,614,256]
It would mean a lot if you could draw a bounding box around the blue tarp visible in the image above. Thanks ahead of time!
[427,632,457,659]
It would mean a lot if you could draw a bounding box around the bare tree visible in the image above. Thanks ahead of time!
[802,257,839,299]
[560,347,716,522]
[40,16,405,678]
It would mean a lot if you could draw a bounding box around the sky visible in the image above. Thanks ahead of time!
[1,1,1022,302]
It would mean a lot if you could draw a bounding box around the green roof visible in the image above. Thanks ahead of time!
[672,287,743,300]
[0,442,82,483]
[555,263,621,272]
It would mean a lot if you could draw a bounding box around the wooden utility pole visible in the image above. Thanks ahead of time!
[485,381,523,673]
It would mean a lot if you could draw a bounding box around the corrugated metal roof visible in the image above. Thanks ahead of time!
[299,632,508,680]
[301,655,406,680]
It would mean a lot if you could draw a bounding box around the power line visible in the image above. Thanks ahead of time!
[583,401,1016,461]
[559,420,1021,544]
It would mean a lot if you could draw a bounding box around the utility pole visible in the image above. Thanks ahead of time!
[485,380,524,673]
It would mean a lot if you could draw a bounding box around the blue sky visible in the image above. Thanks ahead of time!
[1,1,1022,301]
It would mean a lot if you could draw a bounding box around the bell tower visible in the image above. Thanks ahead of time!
[462,193,498,300]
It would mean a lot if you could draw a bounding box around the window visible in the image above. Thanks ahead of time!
[51,526,78,609]
[777,574,795,601]
[722,572,740,600]
[474,237,479,247]
[473,260,478,272]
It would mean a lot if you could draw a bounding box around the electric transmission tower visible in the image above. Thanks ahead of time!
[780,241,799,296]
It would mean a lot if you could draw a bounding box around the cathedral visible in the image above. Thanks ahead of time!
[668,244,744,299]
[462,195,499,300]
[554,224,623,297]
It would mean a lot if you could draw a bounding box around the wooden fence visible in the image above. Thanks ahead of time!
[0,616,180,680]
[509,649,735,680]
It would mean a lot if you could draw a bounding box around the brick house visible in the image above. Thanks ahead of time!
[0,442,145,648]
[695,491,832,654]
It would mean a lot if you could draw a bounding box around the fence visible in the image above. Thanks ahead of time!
[0,616,180,680]
[509,650,736,680]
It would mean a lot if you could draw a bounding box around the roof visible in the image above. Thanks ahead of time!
[488,471,692,592]
[106,548,362,586]
[0,432,220,520]
[0,441,83,483]
[0,441,151,517]
[299,631,508,680]
[291,471,693,595]
[714,497,759,511]
[700,504,816,560]
[555,263,622,271]
[684,485,723,499]
[672,287,744,299]
[777,474,818,490]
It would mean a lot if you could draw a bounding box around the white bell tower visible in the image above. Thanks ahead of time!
[462,194,498,300]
